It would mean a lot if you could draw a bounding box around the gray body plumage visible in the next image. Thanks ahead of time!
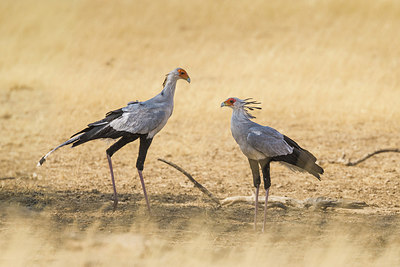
[38,68,189,166]
[222,97,323,232]
[231,108,293,160]
[222,97,323,180]
[109,79,176,139]
[37,67,190,212]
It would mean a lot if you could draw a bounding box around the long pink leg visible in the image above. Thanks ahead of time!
[254,184,260,230]
[137,169,151,213]
[107,154,118,211]
[262,188,270,233]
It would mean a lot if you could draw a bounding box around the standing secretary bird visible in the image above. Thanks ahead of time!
[37,68,190,211]
[221,97,323,232]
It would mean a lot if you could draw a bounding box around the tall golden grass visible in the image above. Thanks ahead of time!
[1,206,399,267]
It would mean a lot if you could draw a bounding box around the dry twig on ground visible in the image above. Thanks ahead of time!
[158,158,369,210]
[0,177,15,181]
[158,158,221,206]
[220,195,368,210]
[328,148,400,166]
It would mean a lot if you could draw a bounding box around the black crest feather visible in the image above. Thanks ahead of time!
[243,98,262,118]
[162,74,168,87]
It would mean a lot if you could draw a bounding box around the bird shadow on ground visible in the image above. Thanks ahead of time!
[1,188,398,236]
[0,188,309,229]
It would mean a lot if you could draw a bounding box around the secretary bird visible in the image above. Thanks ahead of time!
[37,68,190,211]
[221,97,323,231]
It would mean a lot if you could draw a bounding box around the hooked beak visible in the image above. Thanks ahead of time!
[220,101,227,107]
[180,72,190,83]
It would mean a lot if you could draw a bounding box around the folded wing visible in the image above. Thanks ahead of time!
[110,102,167,135]
[246,126,293,157]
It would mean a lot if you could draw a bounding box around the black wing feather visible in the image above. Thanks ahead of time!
[70,108,123,138]
[272,135,324,180]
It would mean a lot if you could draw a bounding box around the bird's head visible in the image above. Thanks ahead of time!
[221,97,261,118]
[163,68,191,87]
[175,68,190,83]
[171,68,191,83]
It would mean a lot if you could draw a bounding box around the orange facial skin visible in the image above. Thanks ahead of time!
[177,68,190,81]
[224,98,236,106]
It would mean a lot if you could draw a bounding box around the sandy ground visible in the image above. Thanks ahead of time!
[0,0,400,266]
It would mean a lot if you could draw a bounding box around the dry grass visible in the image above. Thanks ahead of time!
[0,0,400,266]
[1,205,400,267]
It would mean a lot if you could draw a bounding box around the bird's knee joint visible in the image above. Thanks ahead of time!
[136,161,144,171]
[106,146,117,157]
[253,177,261,188]
[263,178,271,190]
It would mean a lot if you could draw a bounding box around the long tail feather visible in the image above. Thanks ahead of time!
[37,135,82,166]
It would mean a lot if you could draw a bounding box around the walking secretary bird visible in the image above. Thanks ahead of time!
[37,68,190,211]
[221,97,324,232]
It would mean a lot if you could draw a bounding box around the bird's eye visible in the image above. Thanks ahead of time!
[180,71,185,75]
[229,100,234,103]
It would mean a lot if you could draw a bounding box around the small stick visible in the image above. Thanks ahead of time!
[220,195,368,210]
[327,148,400,166]
[158,158,221,206]
[345,148,400,166]
[0,177,16,181]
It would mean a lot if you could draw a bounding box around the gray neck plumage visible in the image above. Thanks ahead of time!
[232,108,255,122]
[160,74,177,99]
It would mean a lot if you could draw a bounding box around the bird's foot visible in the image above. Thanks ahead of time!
[112,198,118,212]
